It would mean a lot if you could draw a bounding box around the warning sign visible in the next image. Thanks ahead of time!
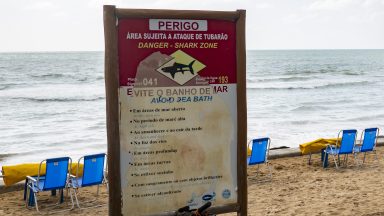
[103,6,247,216]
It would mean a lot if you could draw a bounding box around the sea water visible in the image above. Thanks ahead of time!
[0,50,384,165]
[247,50,384,148]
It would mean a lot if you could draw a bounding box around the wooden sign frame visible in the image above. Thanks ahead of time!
[103,5,247,215]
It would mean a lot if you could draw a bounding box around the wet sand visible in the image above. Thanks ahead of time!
[1,147,384,215]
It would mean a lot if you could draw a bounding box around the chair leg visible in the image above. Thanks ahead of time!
[102,176,109,192]
[345,155,349,167]
[256,165,260,177]
[308,153,312,165]
[25,186,30,208]
[323,152,329,168]
[267,162,273,179]
[332,154,339,169]
[28,188,34,207]
[33,192,39,212]
[68,187,75,210]
[353,153,361,167]
[23,179,28,201]
[73,186,106,209]
[374,150,379,162]
[363,152,367,164]
[60,189,64,204]
[73,188,80,209]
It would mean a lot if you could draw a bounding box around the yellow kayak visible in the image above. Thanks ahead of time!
[299,138,341,155]
[247,138,341,156]
[1,163,83,186]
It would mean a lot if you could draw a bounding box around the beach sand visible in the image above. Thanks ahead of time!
[2,147,384,215]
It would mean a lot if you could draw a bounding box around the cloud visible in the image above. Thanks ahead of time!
[347,10,384,23]
[86,0,123,9]
[282,13,305,24]
[23,1,57,11]
[362,0,383,7]
[254,3,272,9]
[307,0,355,11]
[307,0,384,11]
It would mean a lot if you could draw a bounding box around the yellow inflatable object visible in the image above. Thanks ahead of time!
[1,163,83,186]
[299,138,341,155]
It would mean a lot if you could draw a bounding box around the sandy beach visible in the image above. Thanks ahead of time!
[1,146,384,215]
[0,184,108,215]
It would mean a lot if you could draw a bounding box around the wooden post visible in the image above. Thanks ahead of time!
[236,9,247,216]
[103,5,122,216]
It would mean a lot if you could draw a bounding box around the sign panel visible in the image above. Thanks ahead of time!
[104,6,246,216]
[118,18,237,215]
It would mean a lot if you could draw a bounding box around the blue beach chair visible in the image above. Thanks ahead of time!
[70,153,108,209]
[247,138,272,179]
[322,129,357,168]
[26,157,74,213]
[354,128,380,165]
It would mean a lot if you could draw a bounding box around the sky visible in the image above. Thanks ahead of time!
[0,0,383,51]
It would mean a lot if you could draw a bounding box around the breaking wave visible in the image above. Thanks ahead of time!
[10,96,105,102]
[247,81,371,90]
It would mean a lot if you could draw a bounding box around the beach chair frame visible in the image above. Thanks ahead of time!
[70,153,108,209]
[323,129,357,169]
[25,157,74,214]
[354,128,380,165]
[247,138,272,180]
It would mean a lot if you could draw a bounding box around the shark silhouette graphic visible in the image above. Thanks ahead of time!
[161,60,196,79]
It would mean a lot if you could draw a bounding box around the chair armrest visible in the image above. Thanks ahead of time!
[69,174,76,179]
[354,142,362,147]
[26,176,37,182]
[325,144,334,151]
[103,170,109,183]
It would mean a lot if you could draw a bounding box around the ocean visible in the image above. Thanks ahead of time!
[1,50,384,165]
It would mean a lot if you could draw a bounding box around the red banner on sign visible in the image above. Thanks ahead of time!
[118,19,236,87]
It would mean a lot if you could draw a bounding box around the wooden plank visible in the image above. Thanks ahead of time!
[208,204,240,214]
[235,9,247,216]
[147,204,239,216]
[103,5,122,216]
[116,8,239,21]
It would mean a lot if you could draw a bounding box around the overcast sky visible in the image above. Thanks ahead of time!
[0,0,383,51]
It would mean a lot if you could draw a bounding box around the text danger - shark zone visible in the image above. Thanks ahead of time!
[137,42,219,49]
